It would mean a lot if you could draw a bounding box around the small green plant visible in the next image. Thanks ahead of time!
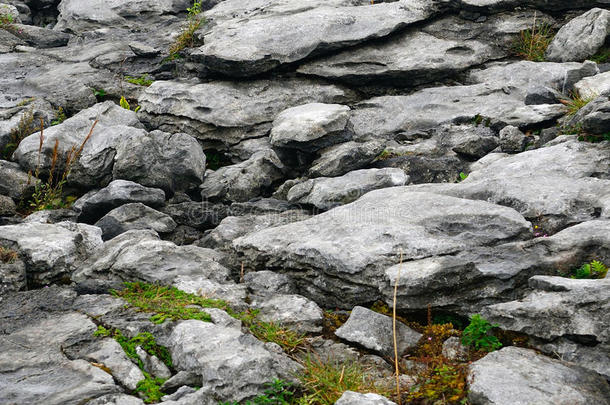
[562,260,608,279]
[513,20,554,62]
[296,356,390,405]
[50,106,66,126]
[168,1,204,59]
[461,314,502,352]
[560,92,596,116]
[136,372,167,403]
[2,109,36,160]
[119,96,141,112]
[93,88,107,99]
[0,246,18,263]
[458,172,468,182]
[125,74,154,87]
[0,11,16,31]
[406,363,468,404]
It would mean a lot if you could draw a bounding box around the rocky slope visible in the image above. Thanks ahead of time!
[1,0,609,404]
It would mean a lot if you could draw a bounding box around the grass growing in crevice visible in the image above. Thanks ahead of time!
[297,355,391,405]
[2,109,36,160]
[513,18,554,62]
[113,282,308,354]
[112,281,231,324]
[221,379,296,405]
[50,106,67,126]
[125,74,154,87]
[25,118,97,212]
[167,1,204,60]
[0,246,18,263]
[93,326,171,403]
[590,47,610,64]
[136,372,167,404]
[560,92,597,116]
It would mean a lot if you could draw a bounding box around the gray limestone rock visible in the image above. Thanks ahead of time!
[545,8,610,62]
[308,140,384,178]
[0,221,102,286]
[499,125,529,153]
[74,180,166,224]
[286,168,408,210]
[468,347,610,405]
[168,319,301,402]
[335,306,421,357]
[251,294,324,334]
[95,203,177,240]
[233,190,531,308]
[270,103,352,152]
[335,391,397,405]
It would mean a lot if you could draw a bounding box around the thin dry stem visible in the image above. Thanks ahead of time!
[393,251,403,405]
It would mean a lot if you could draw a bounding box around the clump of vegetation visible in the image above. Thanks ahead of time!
[561,260,608,279]
[2,110,36,160]
[168,1,204,59]
[297,355,390,405]
[27,119,97,211]
[560,92,596,116]
[513,20,554,62]
[577,132,610,143]
[50,107,66,126]
[472,114,491,127]
[461,314,502,352]
[136,372,167,404]
[406,362,468,404]
[125,74,154,87]
[244,314,306,354]
[93,88,107,100]
[0,10,17,31]
[94,326,171,403]
[0,246,18,264]
[112,281,231,324]
[590,47,610,64]
[222,379,296,405]
[114,282,307,354]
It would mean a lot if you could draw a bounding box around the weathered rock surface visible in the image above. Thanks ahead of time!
[193,0,449,76]
[75,180,166,224]
[233,190,531,308]
[138,79,355,149]
[468,347,610,405]
[574,71,610,99]
[13,102,204,194]
[95,203,177,240]
[382,220,610,313]
[0,221,102,286]
[308,140,384,178]
[0,257,26,294]
[168,320,301,402]
[336,391,397,405]
[200,150,286,202]
[270,103,352,152]
[0,290,120,405]
[251,294,324,334]
[482,275,610,377]
[72,230,231,293]
[335,306,421,357]
[286,168,408,210]
[545,8,610,62]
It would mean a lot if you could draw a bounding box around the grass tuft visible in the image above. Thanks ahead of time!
[560,92,596,116]
[125,75,154,87]
[296,355,391,405]
[590,47,610,64]
[513,19,554,62]
[0,246,18,264]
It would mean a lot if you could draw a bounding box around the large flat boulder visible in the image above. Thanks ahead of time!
[193,0,449,76]
[233,190,531,307]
